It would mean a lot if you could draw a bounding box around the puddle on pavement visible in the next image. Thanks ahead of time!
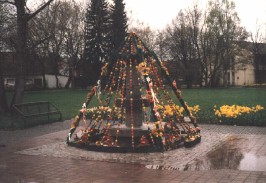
[239,153,266,171]
[184,136,266,171]
[146,136,266,171]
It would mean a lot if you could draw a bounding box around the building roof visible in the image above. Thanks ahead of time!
[0,51,65,77]
[237,41,266,54]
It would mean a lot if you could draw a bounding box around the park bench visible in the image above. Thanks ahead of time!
[13,101,62,127]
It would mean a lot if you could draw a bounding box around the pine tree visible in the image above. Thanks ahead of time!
[110,0,128,58]
[84,0,111,84]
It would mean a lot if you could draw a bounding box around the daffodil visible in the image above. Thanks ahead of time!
[214,104,264,119]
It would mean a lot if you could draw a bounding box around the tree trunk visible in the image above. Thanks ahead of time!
[7,0,54,107]
[42,73,46,89]
[11,0,27,106]
[40,60,47,89]
[186,74,193,89]
[223,70,228,87]
[64,68,73,88]
[64,76,72,88]
[11,77,25,105]
[0,65,9,114]
[55,75,59,88]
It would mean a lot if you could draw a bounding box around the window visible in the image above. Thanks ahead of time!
[6,78,15,84]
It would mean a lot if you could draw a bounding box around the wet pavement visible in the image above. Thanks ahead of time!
[0,120,266,183]
[185,135,266,171]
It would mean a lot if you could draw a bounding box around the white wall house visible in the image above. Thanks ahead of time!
[234,65,256,86]
[41,74,70,88]
[222,44,259,86]
[4,74,70,90]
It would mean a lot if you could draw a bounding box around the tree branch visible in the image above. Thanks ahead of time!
[27,0,54,21]
[0,0,15,5]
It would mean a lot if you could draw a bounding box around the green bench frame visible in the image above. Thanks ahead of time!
[13,101,62,127]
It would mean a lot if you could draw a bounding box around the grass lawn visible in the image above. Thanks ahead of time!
[175,88,266,125]
[1,87,266,129]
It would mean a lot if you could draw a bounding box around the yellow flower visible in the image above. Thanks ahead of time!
[214,104,264,119]
[255,105,264,111]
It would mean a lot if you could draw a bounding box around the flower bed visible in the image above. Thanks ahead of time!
[213,105,265,126]
[157,104,200,121]
[84,104,266,126]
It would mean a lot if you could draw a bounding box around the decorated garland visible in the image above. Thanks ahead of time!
[66,32,201,152]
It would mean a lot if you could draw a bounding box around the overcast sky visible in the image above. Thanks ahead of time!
[30,0,266,38]
[122,0,266,36]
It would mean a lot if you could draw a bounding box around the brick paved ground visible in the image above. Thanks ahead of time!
[0,121,266,183]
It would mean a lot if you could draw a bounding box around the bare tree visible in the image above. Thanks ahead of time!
[129,22,157,50]
[0,3,15,113]
[154,30,169,61]
[250,23,266,84]
[250,23,264,54]
[186,4,205,87]
[63,1,85,88]
[202,0,248,87]
[0,0,54,107]
[0,4,8,113]
[160,0,249,88]
[164,10,200,88]
[29,0,85,89]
